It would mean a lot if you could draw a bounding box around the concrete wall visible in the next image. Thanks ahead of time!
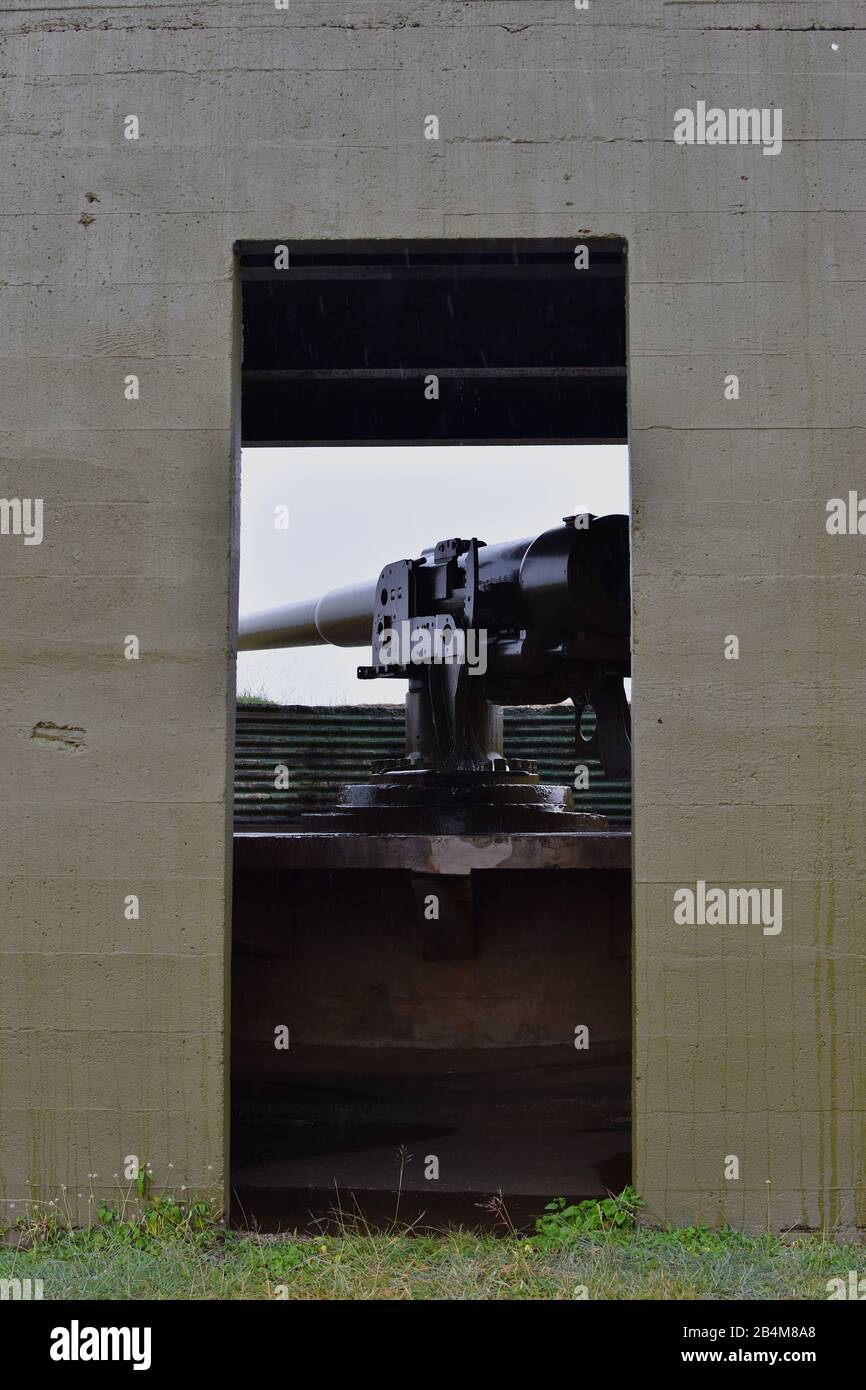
[1,0,862,1230]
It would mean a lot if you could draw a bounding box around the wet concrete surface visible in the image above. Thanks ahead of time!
[231,860,631,1231]
[231,1123,630,1232]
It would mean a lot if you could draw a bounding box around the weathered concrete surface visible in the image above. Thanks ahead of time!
[0,0,863,1230]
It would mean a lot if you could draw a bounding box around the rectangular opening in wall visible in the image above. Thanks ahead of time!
[231,240,631,1231]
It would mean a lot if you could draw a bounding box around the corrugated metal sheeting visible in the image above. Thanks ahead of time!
[234,704,630,827]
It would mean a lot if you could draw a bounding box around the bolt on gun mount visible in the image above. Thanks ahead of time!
[238,514,631,832]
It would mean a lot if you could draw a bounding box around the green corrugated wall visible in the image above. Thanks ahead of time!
[234,704,631,826]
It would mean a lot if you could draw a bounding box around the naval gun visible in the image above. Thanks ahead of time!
[238,514,631,833]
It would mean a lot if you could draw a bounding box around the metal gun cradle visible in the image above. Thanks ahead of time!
[237,514,631,959]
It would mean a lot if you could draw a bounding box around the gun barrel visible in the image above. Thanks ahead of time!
[238,579,377,651]
[238,516,629,653]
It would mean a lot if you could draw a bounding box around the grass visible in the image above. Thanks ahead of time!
[0,1185,860,1300]
[236,686,277,707]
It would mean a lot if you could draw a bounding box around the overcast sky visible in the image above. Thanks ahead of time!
[237,445,629,704]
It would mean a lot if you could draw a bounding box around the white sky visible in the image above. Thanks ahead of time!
[237,445,629,704]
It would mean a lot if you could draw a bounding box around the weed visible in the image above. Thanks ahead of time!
[532,1185,645,1248]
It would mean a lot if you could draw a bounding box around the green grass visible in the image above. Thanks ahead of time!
[1,1215,859,1301]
